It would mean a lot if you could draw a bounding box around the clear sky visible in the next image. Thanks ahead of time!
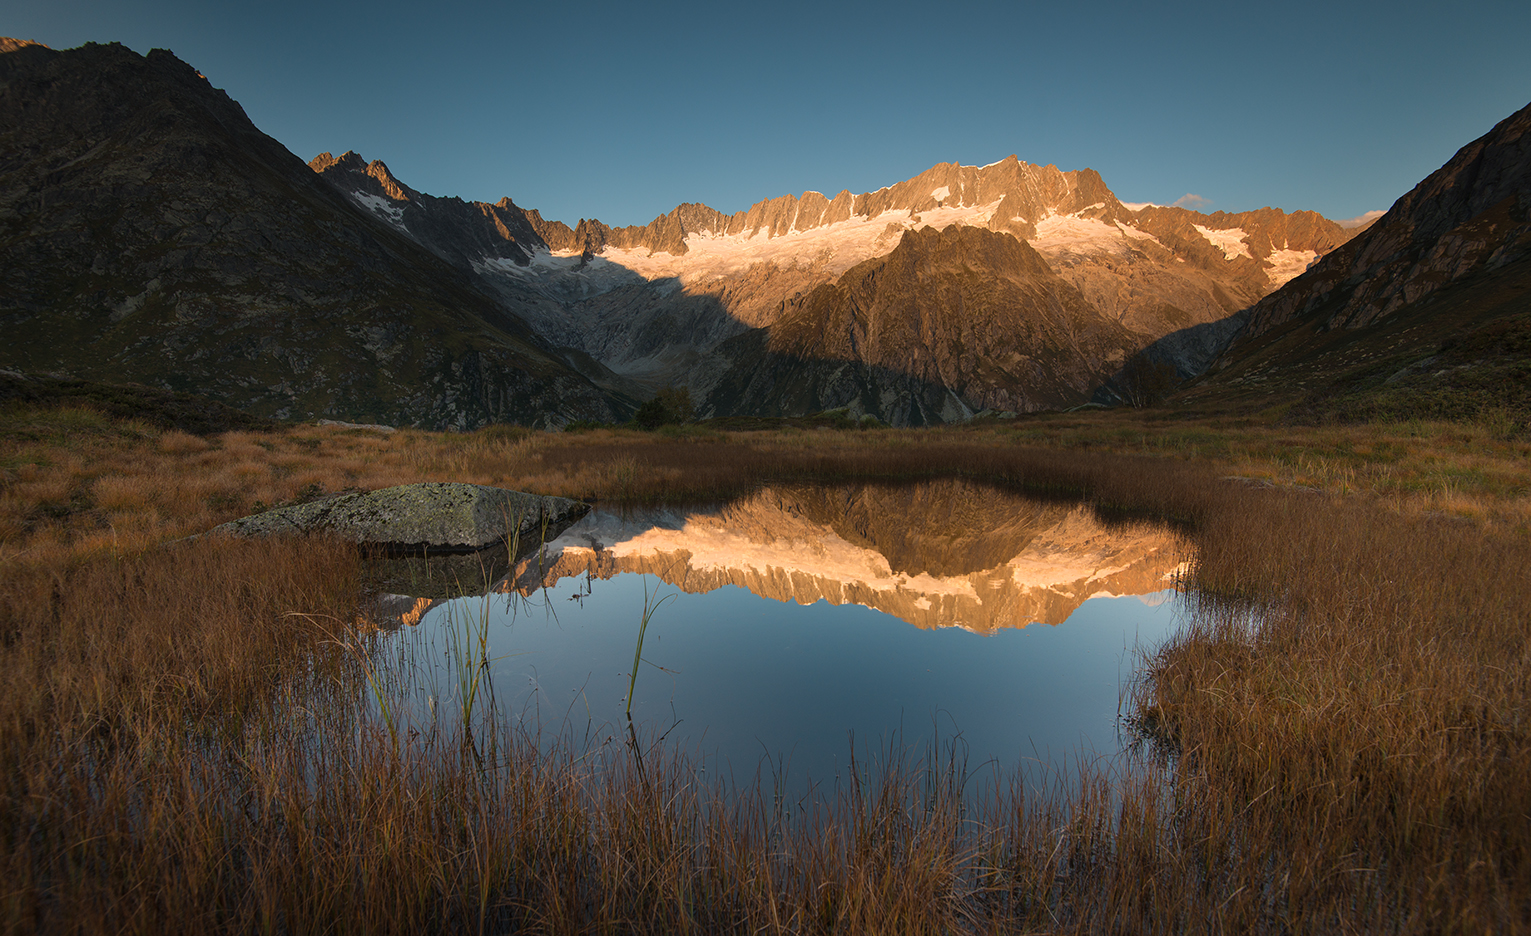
[7,0,1530,227]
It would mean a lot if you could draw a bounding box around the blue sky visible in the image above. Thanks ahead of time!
[7,0,1530,227]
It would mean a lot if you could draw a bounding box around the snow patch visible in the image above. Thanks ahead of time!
[351,191,406,228]
[473,248,647,300]
[557,199,1005,289]
[1192,224,1251,260]
[930,185,951,202]
[1264,247,1318,287]
[1028,213,1163,255]
[1116,221,1160,243]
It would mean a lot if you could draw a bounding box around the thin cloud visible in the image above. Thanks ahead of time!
[1171,193,1212,210]
[1337,209,1386,229]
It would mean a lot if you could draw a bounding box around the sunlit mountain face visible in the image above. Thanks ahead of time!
[496,481,1185,633]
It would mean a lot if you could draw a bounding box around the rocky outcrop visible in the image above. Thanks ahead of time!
[209,482,589,554]
[0,41,620,429]
[0,37,45,54]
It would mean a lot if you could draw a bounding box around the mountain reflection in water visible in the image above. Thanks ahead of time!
[370,481,1189,785]
[497,481,1183,633]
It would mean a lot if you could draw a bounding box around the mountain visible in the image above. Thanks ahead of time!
[1183,100,1531,424]
[704,226,1140,423]
[0,41,621,429]
[2,38,1372,429]
[312,150,1357,422]
[307,150,550,271]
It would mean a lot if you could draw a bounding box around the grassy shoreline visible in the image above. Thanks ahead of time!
[2,403,1528,932]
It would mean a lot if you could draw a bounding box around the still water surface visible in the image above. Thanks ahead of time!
[375,481,1187,785]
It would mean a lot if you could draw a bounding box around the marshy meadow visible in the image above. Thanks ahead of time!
[2,401,1529,933]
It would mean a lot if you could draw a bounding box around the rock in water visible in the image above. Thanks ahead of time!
[208,483,589,554]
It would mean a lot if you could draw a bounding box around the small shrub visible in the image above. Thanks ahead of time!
[635,387,694,430]
[1114,353,1181,408]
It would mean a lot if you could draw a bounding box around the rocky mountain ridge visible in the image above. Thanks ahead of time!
[308,150,551,270]
[0,40,621,428]
[312,145,1359,420]
[1184,99,1531,423]
[703,226,1141,422]
[1237,101,1530,338]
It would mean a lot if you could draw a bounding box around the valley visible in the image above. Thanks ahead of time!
[2,29,1530,936]
[310,146,1361,421]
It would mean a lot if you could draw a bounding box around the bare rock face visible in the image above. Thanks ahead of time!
[308,150,551,269]
[209,483,589,554]
[2,36,1373,429]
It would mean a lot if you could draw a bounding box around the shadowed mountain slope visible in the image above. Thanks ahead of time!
[0,41,619,429]
[1184,100,1531,423]
[703,226,1140,422]
[308,150,551,270]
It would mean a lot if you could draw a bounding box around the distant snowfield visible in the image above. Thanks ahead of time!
[598,200,1008,283]
[484,201,1003,290]
[1192,224,1252,260]
[351,191,406,229]
[1030,211,1163,255]
[484,200,1175,297]
[1264,246,1318,287]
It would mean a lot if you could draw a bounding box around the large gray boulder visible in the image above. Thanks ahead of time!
[208,482,589,555]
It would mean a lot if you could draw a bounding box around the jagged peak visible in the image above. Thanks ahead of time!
[309,150,416,202]
[308,150,368,173]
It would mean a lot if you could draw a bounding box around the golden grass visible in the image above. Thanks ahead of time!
[1,402,1528,931]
